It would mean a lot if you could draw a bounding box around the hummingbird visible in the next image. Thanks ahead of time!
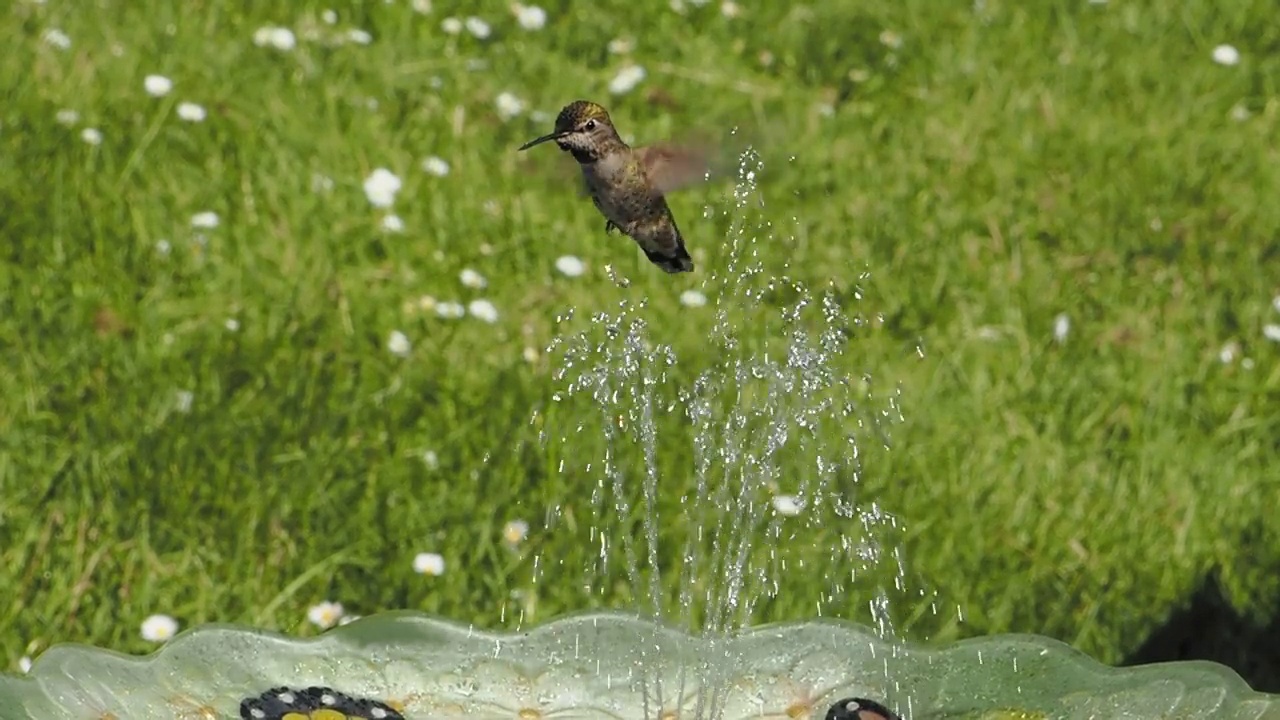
[824,698,903,720]
[517,100,712,274]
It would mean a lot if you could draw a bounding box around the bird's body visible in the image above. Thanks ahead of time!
[581,147,691,273]
[518,100,710,274]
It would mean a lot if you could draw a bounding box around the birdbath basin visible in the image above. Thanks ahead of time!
[2,611,1276,719]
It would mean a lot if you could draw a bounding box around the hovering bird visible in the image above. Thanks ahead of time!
[517,100,713,274]
[824,697,903,720]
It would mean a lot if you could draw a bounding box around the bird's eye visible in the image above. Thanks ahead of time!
[584,119,597,131]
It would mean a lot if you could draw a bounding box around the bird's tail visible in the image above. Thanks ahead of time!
[644,232,695,274]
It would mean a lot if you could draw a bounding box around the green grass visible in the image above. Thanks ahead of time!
[3,0,1280,682]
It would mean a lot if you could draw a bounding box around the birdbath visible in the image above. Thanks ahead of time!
[2,611,1276,719]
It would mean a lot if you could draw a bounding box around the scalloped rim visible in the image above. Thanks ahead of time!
[4,610,1277,719]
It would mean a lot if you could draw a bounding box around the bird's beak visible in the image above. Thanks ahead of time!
[517,132,566,151]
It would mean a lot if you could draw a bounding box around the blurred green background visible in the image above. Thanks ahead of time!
[3,0,1279,692]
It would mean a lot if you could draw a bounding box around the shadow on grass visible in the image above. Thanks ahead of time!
[1125,575,1280,693]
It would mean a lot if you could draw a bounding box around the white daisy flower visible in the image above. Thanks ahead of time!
[459,268,487,289]
[270,27,297,50]
[436,301,466,319]
[1212,44,1240,66]
[441,17,463,34]
[514,4,547,30]
[1264,324,1280,343]
[422,450,440,469]
[176,102,206,122]
[412,0,433,14]
[225,318,240,332]
[174,390,194,413]
[144,74,173,97]
[55,109,79,126]
[348,28,373,45]
[381,214,405,233]
[1219,341,1240,364]
[608,65,646,95]
[155,239,171,255]
[321,9,338,24]
[253,26,296,49]
[387,330,411,357]
[468,299,499,323]
[503,519,530,546]
[81,128,103,145]
[191,211,220,228]
[495,91,524,120]
[555,255,585,277]
[421,156,450,177]
[413,552,446,575]
[307,601,344,629]
[1052,313,1070,344]
[363,168,402,208]
[42,28,71,50]
[679,289,707,308]
[772,495,803,516]
[465,17,491,39]
[140,614,179,642]
[879,29,902,49]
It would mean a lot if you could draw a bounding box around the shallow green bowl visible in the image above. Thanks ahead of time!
[2,611,1275,719]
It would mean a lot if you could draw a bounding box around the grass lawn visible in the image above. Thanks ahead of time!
[3,0,1279,688]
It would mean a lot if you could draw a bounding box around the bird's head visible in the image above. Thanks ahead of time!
[518,100,618,158]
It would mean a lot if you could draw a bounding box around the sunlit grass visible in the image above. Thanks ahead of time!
[2,0,1279,681]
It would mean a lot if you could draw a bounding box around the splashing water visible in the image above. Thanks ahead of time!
[539,147,909,716]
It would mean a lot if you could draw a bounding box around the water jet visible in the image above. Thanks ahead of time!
[5,150,1274,720]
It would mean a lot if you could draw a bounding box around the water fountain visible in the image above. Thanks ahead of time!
[2,151,1275,720]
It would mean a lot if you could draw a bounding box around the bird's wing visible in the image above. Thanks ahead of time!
[636,143,714,196]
